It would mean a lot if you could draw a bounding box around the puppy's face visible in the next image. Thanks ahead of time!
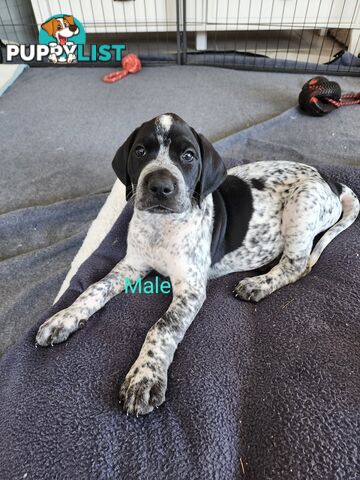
[41,16,79,45]
[112,114,227,214]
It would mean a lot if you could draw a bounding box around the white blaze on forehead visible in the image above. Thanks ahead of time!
[157,114,173,133]
[155,115,173,163]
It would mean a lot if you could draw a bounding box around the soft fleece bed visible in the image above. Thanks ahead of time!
[1,102,360,478]
[1,65,359,358]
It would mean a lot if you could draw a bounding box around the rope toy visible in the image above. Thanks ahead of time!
[102,53,142,83]
[299,76,360,116]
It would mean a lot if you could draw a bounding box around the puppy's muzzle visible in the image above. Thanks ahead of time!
[140,169,180,213]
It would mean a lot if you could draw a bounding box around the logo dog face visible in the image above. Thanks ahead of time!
[41,15,79,46]
[112,113,227,214]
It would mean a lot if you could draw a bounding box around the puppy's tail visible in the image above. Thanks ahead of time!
[308,184,359,270]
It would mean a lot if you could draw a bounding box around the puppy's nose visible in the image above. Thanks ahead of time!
[146,170,177,197]
[69,25,78,32]
[148,178,175,197]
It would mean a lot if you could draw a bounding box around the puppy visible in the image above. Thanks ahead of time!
[41,15,79,63]
[36,113,359,416]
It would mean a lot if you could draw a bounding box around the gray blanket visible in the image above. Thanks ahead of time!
[0,103,359,479]
[9,65,360,358]
[1,67,359,361]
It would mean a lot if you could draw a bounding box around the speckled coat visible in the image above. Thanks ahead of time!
[36,114,359,416]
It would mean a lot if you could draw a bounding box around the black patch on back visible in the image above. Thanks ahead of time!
[211,190,227,264]
[251,178,265,190]
[211,176,254,265]
[321,173,343,196]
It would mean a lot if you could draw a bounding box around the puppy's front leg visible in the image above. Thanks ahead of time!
[36,259,149,347]
[120,279,206,416]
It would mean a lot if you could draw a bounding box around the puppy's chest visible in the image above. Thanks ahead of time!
[128,209,212,273]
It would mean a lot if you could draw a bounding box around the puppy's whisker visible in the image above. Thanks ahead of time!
[192,191,201,202]
[128,190,137,202]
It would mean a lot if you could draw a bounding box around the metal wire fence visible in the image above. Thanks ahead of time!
[0,0,359,73]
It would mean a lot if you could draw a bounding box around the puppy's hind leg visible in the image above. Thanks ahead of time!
[307,184,359,271]
[234,182,325,302]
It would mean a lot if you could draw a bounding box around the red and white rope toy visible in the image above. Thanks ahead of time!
[102,53,142,83]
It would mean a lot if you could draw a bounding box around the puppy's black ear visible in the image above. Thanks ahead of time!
[192,129,227,204]
[112,127,139,201]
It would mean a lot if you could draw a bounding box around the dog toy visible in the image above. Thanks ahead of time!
[299,76,360,116]
[102,53,142,83]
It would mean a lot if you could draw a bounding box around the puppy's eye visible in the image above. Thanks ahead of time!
[135,146,146,158]
[182,150,195,163]
[57,24,62,30]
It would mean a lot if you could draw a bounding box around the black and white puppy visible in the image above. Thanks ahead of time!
[36,113,359,416]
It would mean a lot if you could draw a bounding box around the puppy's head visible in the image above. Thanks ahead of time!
[112,114,227,214]
[41,15,79,44]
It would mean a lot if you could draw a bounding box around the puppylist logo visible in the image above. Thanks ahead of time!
[6,14,126,64]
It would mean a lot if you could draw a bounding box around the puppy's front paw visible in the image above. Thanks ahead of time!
[233,277,272,303]
[119,362,167,417]
[36,308,85,347]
